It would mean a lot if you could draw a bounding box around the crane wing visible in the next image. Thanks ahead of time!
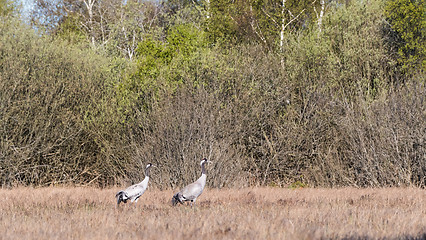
[124,179,148,199]
[181,182,203,200]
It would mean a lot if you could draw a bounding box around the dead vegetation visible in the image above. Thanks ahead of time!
[0,187,424,239]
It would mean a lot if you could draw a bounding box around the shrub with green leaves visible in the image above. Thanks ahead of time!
[385,0,425,73]
[117,24,209,114]
[0,0,15,17]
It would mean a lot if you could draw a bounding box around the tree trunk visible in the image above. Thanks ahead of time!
[83,0,96,48]
[280,0,286,52]
[318,0,325,32]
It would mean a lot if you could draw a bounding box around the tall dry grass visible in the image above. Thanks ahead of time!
[0,187,424,239]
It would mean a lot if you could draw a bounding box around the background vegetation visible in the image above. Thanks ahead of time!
[0,0,424,188]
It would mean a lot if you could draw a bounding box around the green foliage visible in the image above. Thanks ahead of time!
[55,14,86,45]
[289,181,308,189]
[319,0,392,99]
[0,0,15,17]
[207,0,239,43]
[136,38,168,77]
[167,24,207,58]
[117,23,209,115]
[135,24,207,78]
[385,0,425,72]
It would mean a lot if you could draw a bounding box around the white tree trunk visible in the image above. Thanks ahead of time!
[280,0,286,52]
[318,0,325,32]
[83,0,96,47]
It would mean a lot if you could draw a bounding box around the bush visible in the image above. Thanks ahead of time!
[0,20,122,186]
[1,0,424,188]
[385,0,425,73]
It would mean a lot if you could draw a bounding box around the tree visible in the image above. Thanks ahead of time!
[31,0,163,59]
[107,0,163,60]
[385,0,425,72]
[204,0,327,48]
[253,0,325,49]
[0,0,16,17]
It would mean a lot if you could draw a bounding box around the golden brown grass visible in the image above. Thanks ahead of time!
[0,187,424,239]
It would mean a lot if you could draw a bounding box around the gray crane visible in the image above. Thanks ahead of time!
[116,163,153,206]
[172,158,211,207]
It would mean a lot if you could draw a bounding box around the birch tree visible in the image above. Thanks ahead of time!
[313,0,326,33]
[82,0,96,47]
[108,1,162,60]
[250,0,320,49]
[31,0,162,59]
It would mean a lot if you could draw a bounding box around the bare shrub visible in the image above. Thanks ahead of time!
[126,85,247,188]
[0,20,117,186]
[117,41,425,188]
[331,82,425,187]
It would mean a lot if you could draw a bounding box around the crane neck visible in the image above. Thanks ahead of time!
[145,166,151,178]
[201,162,207,175]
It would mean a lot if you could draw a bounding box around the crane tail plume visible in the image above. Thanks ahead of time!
[172,193,183,206]
[116,191,127,205]
[172,193,179,206]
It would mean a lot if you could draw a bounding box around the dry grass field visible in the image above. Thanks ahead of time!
[0,187,424,239]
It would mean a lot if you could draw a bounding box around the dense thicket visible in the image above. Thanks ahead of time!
[0,0,424,188]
